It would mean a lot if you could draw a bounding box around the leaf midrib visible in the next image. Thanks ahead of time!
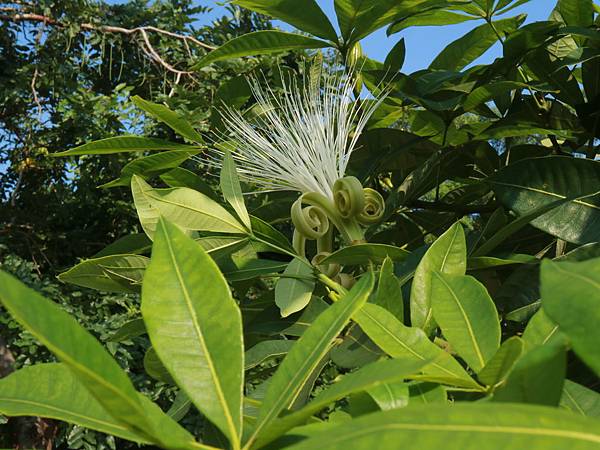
[163,231,239,446]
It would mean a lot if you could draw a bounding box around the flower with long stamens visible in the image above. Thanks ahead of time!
[204,62,388,248]
[206,63,387,200]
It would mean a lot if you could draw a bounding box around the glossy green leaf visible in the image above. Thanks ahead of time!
[431,273,501,371]
[143,346,174,384]
[232,0,337,41]
[58,254,149,293]
[107,318,146,342]
[408,381,447,404]
[245,272,374,448]
[411,222,466,334]
[142,218,244,447]
[220,150,251,230]
[285,404,600,450]
[100,150,199,188]
[561,380,600,417]
[493,342,566,406]
[490,156,600,244]
[542,258,600,376]
[131,175,246,239]
[167,390,192,422]
[93,234,152,257]
[320,244,410,266]
[192,31,329,69]
[245,340,295,370]
[225,259,287,282]
[388,9,476,35]
[0,363,149,443]
[373,257,403,321]
[254,357,429,448]
[159,166,219,201]
[384,38,406,72]
[354,303,481,390]
[367,380,409,411]
[477,337,524,387]
[275,258,316,317]
[52,136,197,156]
[0,270,196,449]
[131,96,203,143]
[522,309,566,350]
[430,15,525,71]
[197,235,251,262]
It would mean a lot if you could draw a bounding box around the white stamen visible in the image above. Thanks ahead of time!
[204,63,387,199]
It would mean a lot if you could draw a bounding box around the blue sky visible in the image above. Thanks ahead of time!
[193,0,552,72]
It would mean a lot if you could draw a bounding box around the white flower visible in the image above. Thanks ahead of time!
[207,63,387,199]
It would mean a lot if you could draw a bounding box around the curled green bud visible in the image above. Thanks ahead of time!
[291,198,330,240]
[333,176,365,219]
[358,188,385,224]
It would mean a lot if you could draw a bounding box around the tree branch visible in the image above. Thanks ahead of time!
[0,11,215,76]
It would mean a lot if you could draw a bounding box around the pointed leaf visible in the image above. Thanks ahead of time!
[0,270,196,449]
[142,218,243,447]
[131,175,246,239]
[192,31,329,69]
[131,96,203,143]
[320,244,410,266]
[220,150,252,230]
[58,254,149,293]
[477,336,524,387]
[0,363,148,443]
[275,258,316,317]
[52,136,197,156]
[561,380,600,417]
[542,258,600,376]
[355,303,481,390]
[373,257,403,321]
[246,272,375,447]
[430,273,501,372]
[411,222,466,334]
[285,404,600,450]
[232,0,338,41]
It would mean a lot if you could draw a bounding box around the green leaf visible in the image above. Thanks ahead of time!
[143,347,174,384]
[131,96,203,143]
[555,0,595,27]
[58,254,149,293]
[430,15,525,71]
[160,167,219,201]
[254,357,429,448]
[320,244,410,266]
[388,9,476,35]
[108,318,146,342]
[0,363,149,443]
[245,272,375,447]
[232,0,338,41]
[431,273,501,372]
[192,31,329,69]
[0,270,196,449]
[93,234,152,257]
[142,218,244,447]
[354,304,481,390]
[245,340,295,370]
[167,390,192,422]
[411,222,467,334]
[367,380,409,410]
[493,342,566,406]
[522,309,566,351]
[52,136,197,156]
[373,257,404,322]
[477,336,524,387]
[275,258,316,317]
[100,150,199,188]
[561,380,600,417]
[408,381,447,404]
[542,258,600,376]
[490,157,600,245]
[220,151,252,230]
[131,175,246,239]
[250,215,296,255]
[197,236,251,261]
[384,38,406,72]
[284,403,600,450]
[225,259,287,282]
